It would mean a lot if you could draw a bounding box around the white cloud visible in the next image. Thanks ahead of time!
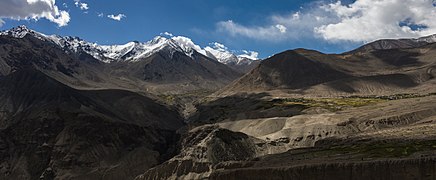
[275,24,287,33]
[217,3,338,41]
[79,3,89,10]
[98,13,104,17]
[217,0,436,43]
[107,14,126,21]
[217,20,291,41]
[0,0,70,27]
[74,0,89,10]
[160,32,174,37]
[238,50,259,60]
[210,42,228,51]
[315,0,436,42]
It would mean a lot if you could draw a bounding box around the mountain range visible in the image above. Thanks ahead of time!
[0,25,259,71]
[0,26,253,95]
[0,25,436,179]
[220,34,436,96]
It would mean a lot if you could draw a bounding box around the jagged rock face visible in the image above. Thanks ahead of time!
[0,70,185,179]
[135,126,273,180]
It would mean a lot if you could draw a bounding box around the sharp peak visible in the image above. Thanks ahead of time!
[2,25,22,32]
[7,25,40,34]
[13,25,30,30]
[0,25,46,39]
[151,35,169,41]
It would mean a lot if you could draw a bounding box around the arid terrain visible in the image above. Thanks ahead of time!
[0,26,436,180]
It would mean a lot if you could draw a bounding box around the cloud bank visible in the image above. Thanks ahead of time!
[217,0,436,43]
[0,0,70,27]
[315,0,436,42]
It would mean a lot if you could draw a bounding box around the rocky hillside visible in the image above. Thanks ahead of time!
[0,69,185,179]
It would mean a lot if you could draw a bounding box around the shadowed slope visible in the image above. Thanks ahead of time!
[0,69,185,179]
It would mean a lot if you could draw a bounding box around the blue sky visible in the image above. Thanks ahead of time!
[0,0,435,58]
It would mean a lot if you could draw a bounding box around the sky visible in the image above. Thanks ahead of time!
[0,0,435,58]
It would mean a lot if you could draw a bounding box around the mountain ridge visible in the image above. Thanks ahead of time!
[0,27,242,95]
[348,34,436,54]
[219,40,436,96]
[0,25,259,68]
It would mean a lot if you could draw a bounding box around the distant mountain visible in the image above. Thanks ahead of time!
[202,42,260,73]
[0,26,242,94]
[220,37,436,96]
[0,25,259,72]
[221,49,351,92]
[349,34,436,54]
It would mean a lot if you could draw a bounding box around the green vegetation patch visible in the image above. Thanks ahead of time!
[271,92,436,112]
[272,97,386,111]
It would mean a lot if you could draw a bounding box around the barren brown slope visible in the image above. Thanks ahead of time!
[221,49,352,91]
[219,43,436,96]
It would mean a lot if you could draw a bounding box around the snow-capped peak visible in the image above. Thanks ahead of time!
[0,26,260,65]
[0,25,58,42]
[0,25,33,38]
[202,42,259,65]
[171,36,205,56]
[204,42,237,63]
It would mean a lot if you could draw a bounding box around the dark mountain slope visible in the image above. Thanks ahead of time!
[110,50,241,93]
[0,69,185,179]
[0,35,117,91]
